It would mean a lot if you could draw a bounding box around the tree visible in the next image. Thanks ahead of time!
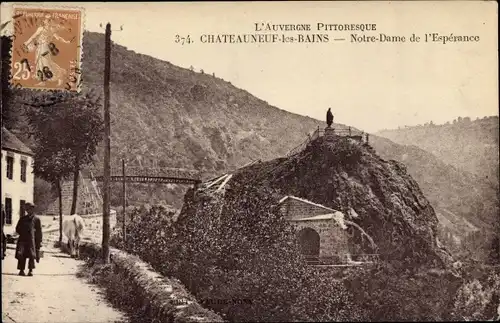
[62,93,104,214]
[25,91,104,218]
[34,178,58,214]
[32,148,74,243]
[25,96,74,243]
[1,36,20,129]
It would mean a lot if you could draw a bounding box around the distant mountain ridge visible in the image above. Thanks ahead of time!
[374,118,499,261]
[376,116,499,187]
[370,136,498,261]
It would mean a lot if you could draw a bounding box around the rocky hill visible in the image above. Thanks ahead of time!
[182,135,452,267]
[376,117,499,186]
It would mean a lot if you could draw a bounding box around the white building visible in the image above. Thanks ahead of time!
[1,127,35,235]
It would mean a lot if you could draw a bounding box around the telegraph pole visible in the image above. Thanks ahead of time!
[102,23,111,264]
[122,158,126,245]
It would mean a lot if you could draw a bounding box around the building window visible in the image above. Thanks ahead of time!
[20,159,27,182]
[5,198,12,225]
[20,200,26,218]
[6,156,14,180]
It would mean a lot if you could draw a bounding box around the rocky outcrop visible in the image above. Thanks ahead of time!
[194,135,453,267]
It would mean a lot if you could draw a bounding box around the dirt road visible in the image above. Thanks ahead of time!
[2,246,127,323]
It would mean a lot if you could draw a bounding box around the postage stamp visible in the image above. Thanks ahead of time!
[9,5,84,91]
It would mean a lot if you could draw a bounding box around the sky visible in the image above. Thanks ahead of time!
[2,1,498,133]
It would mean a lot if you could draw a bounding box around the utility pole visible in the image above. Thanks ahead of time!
[122,158,126,245]
[102,23,111,264]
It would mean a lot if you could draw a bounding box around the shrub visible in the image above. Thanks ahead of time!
[112,186,365,322]
[292,269,367,322]
[347,263,463,321]
[112,184,499,322]
[451,266,500,321]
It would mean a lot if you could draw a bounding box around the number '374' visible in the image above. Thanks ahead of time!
[175,35,192,45]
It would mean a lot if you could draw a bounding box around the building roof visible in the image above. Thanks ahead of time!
[290,212,339,221]
[278,195,336,213]
[289,211,348,229]
[2,127,34,156]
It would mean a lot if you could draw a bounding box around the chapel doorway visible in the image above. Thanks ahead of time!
[297,227,320,256]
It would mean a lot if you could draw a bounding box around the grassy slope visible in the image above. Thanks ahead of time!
[376,117,499,186]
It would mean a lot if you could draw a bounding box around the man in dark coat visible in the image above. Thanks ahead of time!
[15,203,42,276]
[326,108,334,127]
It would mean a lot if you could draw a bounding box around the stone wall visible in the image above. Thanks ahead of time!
[292,219,349,258]
[81,211,117,243]
[79,242,224,322]
[281,197,334,219]
[42,227,60,246]
[280,196,350,260]
[42,211,117,245]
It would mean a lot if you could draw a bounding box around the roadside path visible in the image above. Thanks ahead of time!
[2,245,127,323]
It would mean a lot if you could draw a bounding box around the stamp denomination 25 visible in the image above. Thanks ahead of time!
[10,6,84,92]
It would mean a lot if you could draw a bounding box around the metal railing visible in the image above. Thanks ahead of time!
[286,128,320,157]
[285,126,369,157]
[88,166,201,180]
[304,253,380,266]
[348,253,380,263]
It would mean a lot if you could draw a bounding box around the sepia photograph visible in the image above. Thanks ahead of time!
[1,1,499,322]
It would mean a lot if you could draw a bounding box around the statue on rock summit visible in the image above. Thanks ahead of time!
[326,108,334,128]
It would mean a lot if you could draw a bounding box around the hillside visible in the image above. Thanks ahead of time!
[83,31,328,207]
[2,32,322,207]
[370,136,499,261]
[1,33,497,261]
[376,117,499,186]
[82,32,325,171]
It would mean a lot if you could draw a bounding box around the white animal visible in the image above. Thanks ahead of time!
[62,214,85,259]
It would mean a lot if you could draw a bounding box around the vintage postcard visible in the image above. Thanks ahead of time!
[9,5,84,91]
[1,1,498,323]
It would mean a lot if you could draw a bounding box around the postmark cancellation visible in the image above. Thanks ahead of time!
[10,5,84,92]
